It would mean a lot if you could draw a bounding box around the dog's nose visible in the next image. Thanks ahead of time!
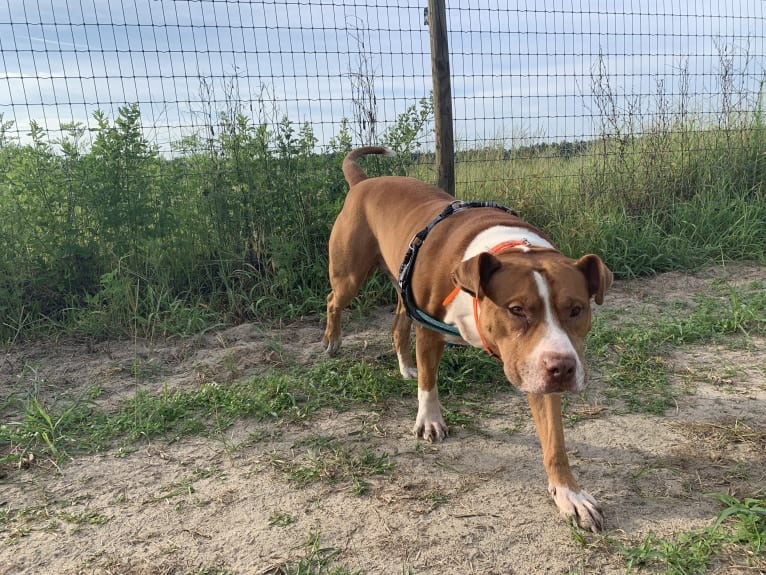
[543,354,576,387]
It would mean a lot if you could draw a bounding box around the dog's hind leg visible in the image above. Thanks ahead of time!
[392,294,417,379]
[322,223,378,356]
[322,271,369,356]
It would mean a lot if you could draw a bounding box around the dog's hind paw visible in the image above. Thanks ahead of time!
[396,352,417,379]
[323,337,341,357]
[549,485,604,533]
[399,366,418,380]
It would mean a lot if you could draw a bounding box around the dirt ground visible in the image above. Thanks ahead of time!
[1,264,765,575]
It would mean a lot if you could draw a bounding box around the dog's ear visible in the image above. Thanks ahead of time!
[575,254,613,305]
[451,252,502,298]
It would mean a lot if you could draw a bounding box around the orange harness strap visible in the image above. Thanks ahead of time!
[442,285,461,307]
[472,296,497,358]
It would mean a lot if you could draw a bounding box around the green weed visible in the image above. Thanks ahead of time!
[269,511,297,528]
[56,509,110,526]
[712,494,766,557]
[268,531,363,575]
[424,489,450,508]
[616,494,766,574]
[620,528,727,574]
[0,378,97,465]
[269,437,394,495]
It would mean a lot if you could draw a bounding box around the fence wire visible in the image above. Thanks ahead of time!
[1,1,764,187]
[0,1,765,337]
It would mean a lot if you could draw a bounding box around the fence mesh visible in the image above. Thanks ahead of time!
[1,1,765,336]
[3,2,763,161]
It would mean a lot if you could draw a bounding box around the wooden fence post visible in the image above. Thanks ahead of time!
[427,0,455,196]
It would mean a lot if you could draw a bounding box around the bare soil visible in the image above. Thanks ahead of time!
[1,264,765,575]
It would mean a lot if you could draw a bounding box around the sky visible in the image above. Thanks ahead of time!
[0,0,764,152]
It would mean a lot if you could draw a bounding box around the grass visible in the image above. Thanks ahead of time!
[2,280,763,469]
[266,532,363,575]
[616,494,766,574]
[588,280,766,414]
[0,341,508,466]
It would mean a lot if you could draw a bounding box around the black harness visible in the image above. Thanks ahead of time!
[396,200,518,337]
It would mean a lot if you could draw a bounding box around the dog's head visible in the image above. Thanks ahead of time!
[451,250,613,394]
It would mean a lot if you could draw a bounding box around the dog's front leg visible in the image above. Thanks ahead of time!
[527,393,603,532]
[413,325,447,441]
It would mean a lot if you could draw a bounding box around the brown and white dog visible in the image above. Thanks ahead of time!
[322,147,612,531]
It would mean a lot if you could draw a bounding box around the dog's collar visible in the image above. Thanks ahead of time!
[397,200,518,339]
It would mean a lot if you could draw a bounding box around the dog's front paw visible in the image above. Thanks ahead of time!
[549,484,603,532]
[413,414,448,442]
[414,388,448,442]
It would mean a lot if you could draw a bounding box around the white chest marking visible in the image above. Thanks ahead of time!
[463,226,554,259]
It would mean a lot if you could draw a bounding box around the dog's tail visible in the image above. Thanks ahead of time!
[342,146,393,187]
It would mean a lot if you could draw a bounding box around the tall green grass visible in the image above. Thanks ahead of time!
[451,105,766,278]
[0,105,350,341]
[0,81,764,342]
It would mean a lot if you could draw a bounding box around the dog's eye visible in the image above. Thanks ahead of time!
[570,305,583,318]
[508,305,525,317]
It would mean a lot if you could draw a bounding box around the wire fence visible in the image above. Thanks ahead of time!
[1,1,765,189]
[1,1,765,336]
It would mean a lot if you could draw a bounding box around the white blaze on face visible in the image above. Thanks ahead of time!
[528,271,585,391]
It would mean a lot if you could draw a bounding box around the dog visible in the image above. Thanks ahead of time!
[322,147,612,532]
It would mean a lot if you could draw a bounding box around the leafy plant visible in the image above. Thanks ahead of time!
[382,96,434,175]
